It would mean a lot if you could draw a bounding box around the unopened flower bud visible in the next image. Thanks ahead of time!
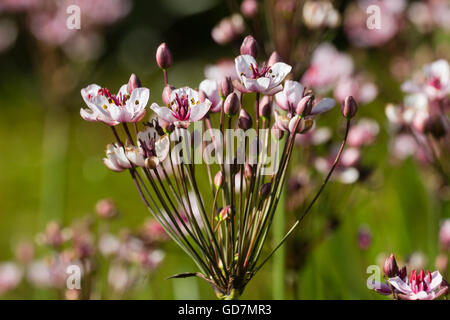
[435,254,448,272]
[127,73,142,94]
[162,84,175,105]
[220,77,233,98]
[259,96,272,118]
[238,108,252,130]
[240,35,258,58]
[218,205,232,221]
[159,117,175,134]
[244,162,253,179]
[439,219,450,251]
[398,266,407,279]
[341,96,358,119]
[383,254,399,277]
[296,95,314,117]
[224,92,240,116]
[214,171,223,189]
[425,115,446,139]
[268,51,282,66]
[271,123,284,140]
[156,43,173,69]
[259,182,271,199]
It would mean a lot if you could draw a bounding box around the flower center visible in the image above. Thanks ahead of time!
[249,62,272,79]
[429,76,442,90]
[98,88,129,107]
[409,269,432,294]
[170,94,198,121]
[139,137,157,159]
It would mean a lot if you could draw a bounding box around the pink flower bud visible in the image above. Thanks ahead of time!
[271,122,284,140]
[156,43,173,69]
[244,162,253,179]
[127,73,142,94]
[218,205,232,221]
[162,84,175,105]
[241,0,258,18]
[296,95,314,117]
[383,254,399,277]
[158,117,175,134]
[240,35,258,58]
[214,171,223,189]
[238,108,252,130]
[259,182,272,199]
[259,96,272,118]
[224,92,240,116]
[341,96,358,119]
[268,51,283,66]
[220,77,233,98]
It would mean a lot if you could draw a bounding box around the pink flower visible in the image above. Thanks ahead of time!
[0,263,22,295]
[334,75,378,104]
[301,43,353,90]
[80,76,149,126]
[402,59,450,100]
[234,54,292,95]
[275,80,304,113]
[150,87,211,128]
[204,59,238,82]
[389,269,447,300]
[211,14,245,45]
[347,118,379,148]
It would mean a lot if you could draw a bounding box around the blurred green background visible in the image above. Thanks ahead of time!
[0,0,448,299]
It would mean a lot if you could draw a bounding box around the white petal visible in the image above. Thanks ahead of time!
[427,271,443,291]
[235,54,257,78]
[81,84,101,105]
[310,98,336,115]
[155,135,170,162]
[388,277,412,294]
[269,62,292,85]
[189,101,211,122]
[151,103,176,123]
[242,76,270,92]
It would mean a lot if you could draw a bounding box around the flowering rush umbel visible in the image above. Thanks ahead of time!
[80,39,354,299]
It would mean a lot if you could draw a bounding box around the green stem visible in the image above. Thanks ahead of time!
[272,185,286,299]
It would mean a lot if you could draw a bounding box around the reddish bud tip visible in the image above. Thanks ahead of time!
[296,95,314,117]
[214,171,223,189]
[156,43,173,69]
[240,35,258,58]
[224,92,241,116]
[238,108,252,130]
[341,96,358,119]
[259,96,272,118]
[383,254,400,277]
[127,73,142,94]
[220,77,233,98]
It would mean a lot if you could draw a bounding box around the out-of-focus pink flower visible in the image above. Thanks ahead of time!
[95,198,118,219]
[15,241,34,264]
[0,0,37,13]
[390,134,418,160]
[357,226,372,250]
[402,59,450,100]
[151,87,211,128]
[80,77,149,126]
[439,219,450,251]
[98,233,121,256]
[295,126,332,146]
[389,269,447,300]
[344,1,405,48]
[302,43,353,90]
[302,1,340,29]
[334,75,378,104]
[0,263,22,295]
[241,0,258,18]
[211,14,245,45]
[347,118,379,148]
[204,59,238,82]
[234,54,292,95]
[314,153,360,184]
[103,144,132,172]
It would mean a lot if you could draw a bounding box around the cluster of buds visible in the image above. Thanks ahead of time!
[0,199,167,299]
[369,254,448,300]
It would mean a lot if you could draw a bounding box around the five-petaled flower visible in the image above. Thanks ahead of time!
[80,75,150,126]
[150,87,211,128]
[125,126,170,169]
[234,54,292,95]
